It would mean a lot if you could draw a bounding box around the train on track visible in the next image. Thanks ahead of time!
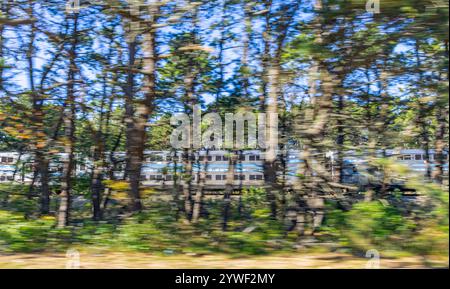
[1,149,448,190]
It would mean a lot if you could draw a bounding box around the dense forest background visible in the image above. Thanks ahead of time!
[0,0,448,266]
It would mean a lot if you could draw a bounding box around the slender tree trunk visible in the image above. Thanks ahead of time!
[0,0,7,91]
[91,141,104,220]
[192,150,209,223]
[182,149,193,220]
[433,52,449,184]
[240,0,252,100]
[259,0,301,219]
[37,155,50,214]
[57,13,79,228]
[336,83,345,184]
[414,39,433,179]
[292,0,334,238]
[124,4,159,212]
[25,1,51,214]
[222,152,236,231]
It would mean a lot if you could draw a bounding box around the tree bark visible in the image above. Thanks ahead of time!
[57,13,79,228]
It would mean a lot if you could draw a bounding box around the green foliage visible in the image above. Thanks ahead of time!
[0,211,56,252]
[330,201,414,250]
[323,185,448,257]
[0,178,448,259]
[322,158,449,257]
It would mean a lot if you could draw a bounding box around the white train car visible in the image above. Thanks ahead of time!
[0,152,34,183]
[140,150,266,187]
[0,149,447,187]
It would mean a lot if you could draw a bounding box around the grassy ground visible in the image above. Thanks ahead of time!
[1,182,448,269]
[0,251,447,269]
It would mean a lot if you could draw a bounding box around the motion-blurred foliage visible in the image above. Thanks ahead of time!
[322,160,449,257]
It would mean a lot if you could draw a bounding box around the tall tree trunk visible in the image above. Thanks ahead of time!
[24,0,51,215]
[433,43,449,184]
[414,39,432,179]
[123,38,143,211]
[259,0,301,219]
[292,0,334,238]
[124,3,159,212]
[57,13,79,228]
[90,35,117,220]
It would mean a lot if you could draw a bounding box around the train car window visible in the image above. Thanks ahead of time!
[166,175,173,181]
[1,157,6,163]
[149,175,156,180]
[215,175,222,180]
[249,155,260,161]
[156,175,163,180]
[148,155,163,162]
[166,156,172,162]
[0,176,5,181]
[239,155,246,161]
[251,175,262,180]
[223,156,229,161]
[7,157,13,163]
[403,155,412,160]
[215,156,222,161]
[7,176,13,181]
[198,156,212,162]
[415,154,423,160]
[397,156,403,160]
[206,175,212,180]
[234,175,245,180]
